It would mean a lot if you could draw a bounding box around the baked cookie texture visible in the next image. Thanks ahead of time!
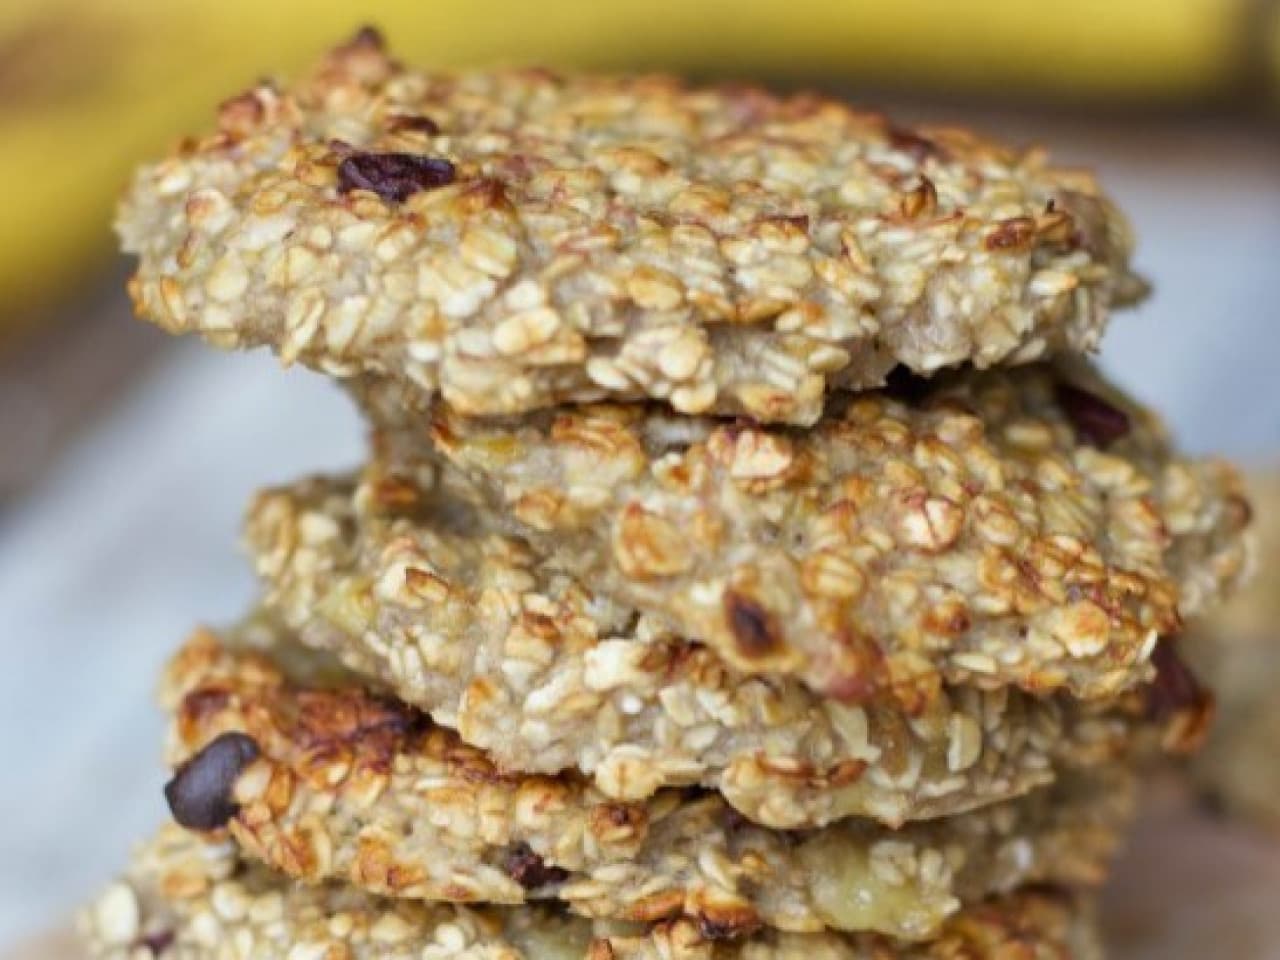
[157,625,1133,939]
[117,31,1145,426]
[243,462,1202,830]
[90,27,1256,960]
[355,361,1250,700]
[80,824,1103,960]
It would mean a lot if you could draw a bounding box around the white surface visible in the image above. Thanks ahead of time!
[0,346,361,941]
[0,119,1276,945]
[1080,126,1280,457]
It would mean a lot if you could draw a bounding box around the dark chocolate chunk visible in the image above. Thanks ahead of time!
[1055,382,1131,448]
[337,152,456,203]
[163,732,260,831]
[503,842,568,889]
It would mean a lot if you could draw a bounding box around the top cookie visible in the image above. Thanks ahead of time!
[117,30,1145,424]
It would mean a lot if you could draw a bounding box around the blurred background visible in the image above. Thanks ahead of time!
[1,0,1278,951]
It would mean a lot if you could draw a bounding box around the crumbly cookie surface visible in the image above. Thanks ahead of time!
[358,362,1251,700]
[80,825,1101,960]
[158,627,1132,939]
[245,464,1173,829]
[117,31,1145,425]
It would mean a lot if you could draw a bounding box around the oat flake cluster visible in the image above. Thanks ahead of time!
[88,27,1252,959]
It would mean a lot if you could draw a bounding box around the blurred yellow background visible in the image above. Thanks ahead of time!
[2,0,1278,332]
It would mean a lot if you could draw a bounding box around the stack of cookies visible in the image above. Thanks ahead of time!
[83,30,1253,960]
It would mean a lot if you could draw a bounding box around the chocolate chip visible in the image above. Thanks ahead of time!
[1055,382,1131,448]
[723,591,782,659]
[503,842,568,889]
[164,732,260,831]
[337,152,456,203]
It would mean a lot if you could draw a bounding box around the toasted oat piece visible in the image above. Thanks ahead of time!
[81,825,1101,960]
[116,30,1145,427]
[156,627,1131,939]
[245,466,1168,829]
[358,361,1251,702]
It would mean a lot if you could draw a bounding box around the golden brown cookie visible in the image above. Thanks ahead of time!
[359,362,1249,701]
[155,625,1132,939]
[117,32,1145,425]
[82,824,1102,959]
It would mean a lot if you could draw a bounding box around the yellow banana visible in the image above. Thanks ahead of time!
[0,0,1257,328]
[1270,2,1280,94]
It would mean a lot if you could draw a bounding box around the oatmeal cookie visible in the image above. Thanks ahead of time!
[157,626,1132,939]
[81,824,1101,960]
[117,30,1145,426]
[246,466,1174,829]
[360,362,1250,701]
[360,363,1249,701]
